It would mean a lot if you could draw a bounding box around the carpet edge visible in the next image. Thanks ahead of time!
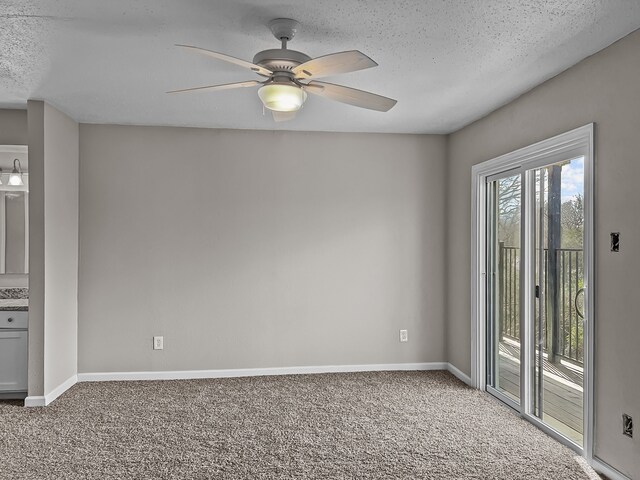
[77,362,450,382]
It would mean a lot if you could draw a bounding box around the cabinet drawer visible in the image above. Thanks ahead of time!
[0,311,28,329]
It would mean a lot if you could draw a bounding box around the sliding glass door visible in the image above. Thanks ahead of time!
[485,154,587,449]
[531,157,585,445]
[486,171,522,406]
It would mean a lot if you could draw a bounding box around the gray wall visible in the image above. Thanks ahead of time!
[78,126,447,373]
[27,101,45,396]
[446,29,640,478]
[27,101,79,398]
[43,103,79,394]
[0,109,27,145]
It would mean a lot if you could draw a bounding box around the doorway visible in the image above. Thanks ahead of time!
[472,125,594,454]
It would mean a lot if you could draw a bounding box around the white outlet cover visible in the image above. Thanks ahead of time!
[153,336,164,350]
[399,330,408,342]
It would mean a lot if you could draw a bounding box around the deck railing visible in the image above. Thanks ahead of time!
[499,245,584,365]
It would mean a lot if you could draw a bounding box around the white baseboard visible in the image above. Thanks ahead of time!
[45,374,78,405]
[27,363,469,405]
[78,362,449,382]
[447,363,472,385]
[24,374,78,408]
[591,457,631,480]
[24,396,45,407]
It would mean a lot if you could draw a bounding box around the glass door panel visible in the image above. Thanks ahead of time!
[487,173,521,403]
[531,157,585,446]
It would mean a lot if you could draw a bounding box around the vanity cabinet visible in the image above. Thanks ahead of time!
[0,311,28,395]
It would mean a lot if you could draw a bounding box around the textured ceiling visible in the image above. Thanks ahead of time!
[1,1,639,134]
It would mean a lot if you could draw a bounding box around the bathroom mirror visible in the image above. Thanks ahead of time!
[0,146,28,274]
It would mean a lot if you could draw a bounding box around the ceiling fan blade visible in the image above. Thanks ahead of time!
[167,80,261,94]
[272,111,297,123]
[292,50,377,80]
[176,44,273,77]
[304,81,397,112]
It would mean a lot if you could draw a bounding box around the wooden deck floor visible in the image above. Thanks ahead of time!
[496,341,583,445]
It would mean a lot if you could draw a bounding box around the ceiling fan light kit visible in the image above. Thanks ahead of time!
[170,18,396,121]
[258,83,307,112]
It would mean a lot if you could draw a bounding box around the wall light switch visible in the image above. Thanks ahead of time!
[623,413,633,438]
[611,232,620,252]
[153,336,164,350]
[399,329,408,343]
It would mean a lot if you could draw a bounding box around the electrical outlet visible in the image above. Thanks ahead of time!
[153,336,164,350]
[399,329,408,343]
[623,413,633,438]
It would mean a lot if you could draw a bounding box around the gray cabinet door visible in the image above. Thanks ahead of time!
[0,331,28,391]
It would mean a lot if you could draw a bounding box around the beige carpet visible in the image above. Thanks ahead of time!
[0,371,599,479]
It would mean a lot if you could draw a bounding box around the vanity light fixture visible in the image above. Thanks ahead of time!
[8,159,23,186]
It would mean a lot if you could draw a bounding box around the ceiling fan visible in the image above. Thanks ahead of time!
[169,18,397,122]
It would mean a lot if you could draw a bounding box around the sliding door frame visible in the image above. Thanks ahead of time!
[470,124,594,458]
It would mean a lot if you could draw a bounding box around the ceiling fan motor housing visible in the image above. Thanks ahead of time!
[253,49,311,74]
